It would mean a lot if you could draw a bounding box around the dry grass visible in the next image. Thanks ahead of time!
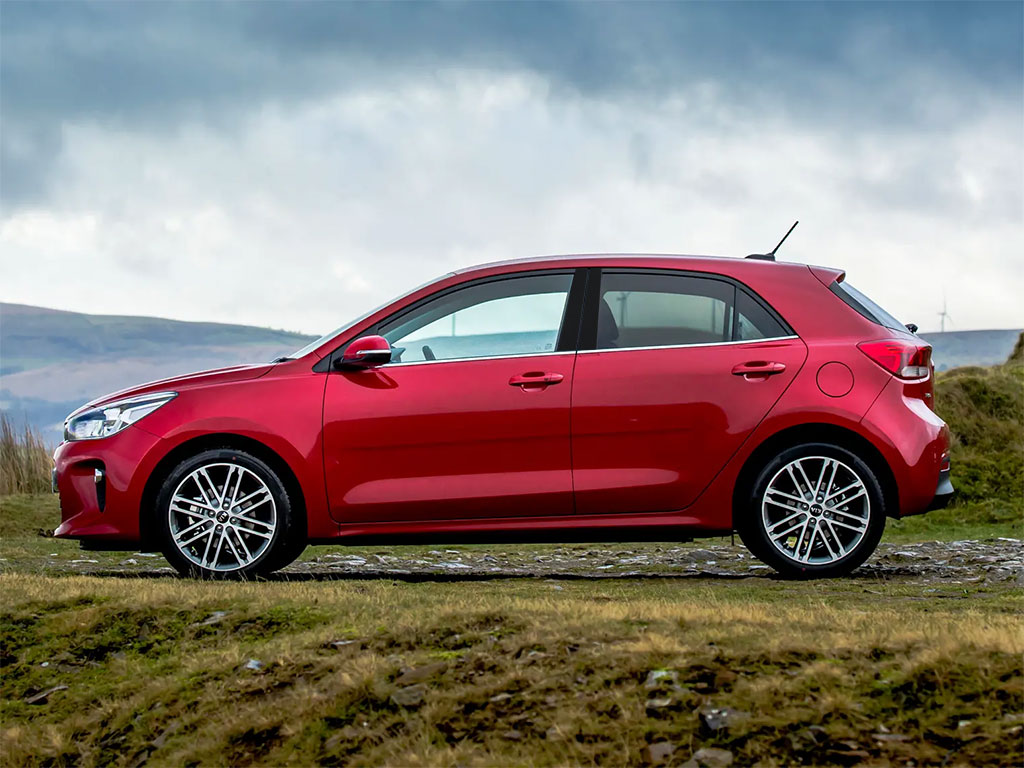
[0,413,52,496]
[2,573,1021,767]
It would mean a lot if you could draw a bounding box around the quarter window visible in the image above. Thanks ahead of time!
[378,273,573,363]
[735,289,788,340]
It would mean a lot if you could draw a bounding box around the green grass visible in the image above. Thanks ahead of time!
[2,493,1022,766]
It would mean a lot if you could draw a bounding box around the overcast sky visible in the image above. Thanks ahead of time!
[1,1,1021,335]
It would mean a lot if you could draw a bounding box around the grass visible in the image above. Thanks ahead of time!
[0,414,51,496]
[1,493,1022,766]
[2,573,1022,767]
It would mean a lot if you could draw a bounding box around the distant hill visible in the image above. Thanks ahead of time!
[0,303,315,437]
[920,329,1023,371]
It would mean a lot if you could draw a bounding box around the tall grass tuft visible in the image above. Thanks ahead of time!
[0,412,52,495]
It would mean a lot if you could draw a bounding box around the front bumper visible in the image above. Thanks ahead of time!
[52,425,165,542]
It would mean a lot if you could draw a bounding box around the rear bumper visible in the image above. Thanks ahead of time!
[926,467,955,511]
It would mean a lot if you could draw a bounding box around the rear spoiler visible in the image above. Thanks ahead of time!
[808,265,845,287]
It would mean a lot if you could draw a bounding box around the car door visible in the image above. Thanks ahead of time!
[570,268,807,515]
[322,270,585,524]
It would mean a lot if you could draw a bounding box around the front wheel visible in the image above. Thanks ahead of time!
[155,449,300,579]
[738,443,886,578]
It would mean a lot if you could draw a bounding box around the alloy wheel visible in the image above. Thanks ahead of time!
[167,462,277,572]
[761,456,870,565]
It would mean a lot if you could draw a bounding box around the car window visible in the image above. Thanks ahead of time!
[597,272,734,350]
[378,273,573,363]
[830,281,905,332]
[735,289,788,340]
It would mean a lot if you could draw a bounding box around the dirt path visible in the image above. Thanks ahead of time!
[44,537,1023,583]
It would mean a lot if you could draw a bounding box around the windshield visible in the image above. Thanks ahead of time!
[282,273,455,360]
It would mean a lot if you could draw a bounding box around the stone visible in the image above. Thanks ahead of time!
[395,662,447,685]
[390,683,427,707]
[642,741,675,764]
[684,747,734,767]
[25,685,68,704]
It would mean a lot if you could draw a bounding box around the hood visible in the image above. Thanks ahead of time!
[82,363,274,410]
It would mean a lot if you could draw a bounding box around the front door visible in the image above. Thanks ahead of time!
[323,271,581,523]
[571,269,807,515]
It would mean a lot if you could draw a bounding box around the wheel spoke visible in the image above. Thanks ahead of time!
[227,467,246,508]
[234,522,273,540]
[822,519,847,556]
[194,468,221,507]
[235,488,270,507]
[818,522,839,559]
[812,459,831,496]
[223,530,244,565]
[766,488,806,505]
[231,528,254,563]
[767,510,805,533]
[211,529,226,567]
[770,520,806,542]
[794,460,816,497]
[801,523,819,562]
[785,464,806,495]
[831,488,867,508]
[177,525,211,548]
[826,480,861,503]
[828,517,867,534]
[764,498,801,513]
[172,494,216,514]
[200,529,215,567]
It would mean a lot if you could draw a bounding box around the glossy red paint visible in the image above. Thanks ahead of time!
[52,253,952,559]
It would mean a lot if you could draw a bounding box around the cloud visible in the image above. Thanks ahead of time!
[0,2,1021,333]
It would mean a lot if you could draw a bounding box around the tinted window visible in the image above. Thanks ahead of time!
[831,281,904,331]
[597,273,734,350]
[378,273,573,363]
[735,289,788,340]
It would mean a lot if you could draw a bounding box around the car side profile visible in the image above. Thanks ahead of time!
[53,254,954,579]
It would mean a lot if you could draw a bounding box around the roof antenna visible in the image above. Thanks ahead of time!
[746,221,798,261]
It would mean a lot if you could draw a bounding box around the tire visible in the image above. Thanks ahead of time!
[155,449,299,579]
[737,442,886,579]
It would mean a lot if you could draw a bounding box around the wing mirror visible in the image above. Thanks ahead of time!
[336,335,392,369]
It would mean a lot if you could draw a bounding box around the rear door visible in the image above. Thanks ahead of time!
[570,268,807,515]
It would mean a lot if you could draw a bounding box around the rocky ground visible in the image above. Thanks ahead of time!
[37,537,1023,584]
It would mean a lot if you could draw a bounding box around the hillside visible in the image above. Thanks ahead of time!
[920,328,1023,371]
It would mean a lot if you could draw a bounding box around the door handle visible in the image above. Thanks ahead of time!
[509,371,564,388]
[732,361,786,378]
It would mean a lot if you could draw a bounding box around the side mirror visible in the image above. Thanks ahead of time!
[336,335,392,369]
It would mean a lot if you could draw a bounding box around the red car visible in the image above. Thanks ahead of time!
[53,254,953,579]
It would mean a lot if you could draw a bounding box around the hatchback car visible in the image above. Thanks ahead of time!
[53,254,953,578]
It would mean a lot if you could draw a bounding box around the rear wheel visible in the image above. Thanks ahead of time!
[156,449,301,579]
[738,443,886,578]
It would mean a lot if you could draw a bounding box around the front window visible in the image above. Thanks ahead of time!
[377,273,573,363]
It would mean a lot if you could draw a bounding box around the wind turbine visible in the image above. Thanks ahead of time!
[938,296,953,333]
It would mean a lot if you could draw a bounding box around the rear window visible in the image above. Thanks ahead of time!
[830,281,905,332]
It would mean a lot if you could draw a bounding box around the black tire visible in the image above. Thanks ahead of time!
[155,449,299,579]
[737,442,886,579]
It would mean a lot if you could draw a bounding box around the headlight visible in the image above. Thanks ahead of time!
[64,392,177,441]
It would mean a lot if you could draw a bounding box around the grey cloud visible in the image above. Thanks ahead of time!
[2,2,1021,203]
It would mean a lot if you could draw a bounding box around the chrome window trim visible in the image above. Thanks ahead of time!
[578,335,800,355]
[376,335,799,368]
[382,350,574,368]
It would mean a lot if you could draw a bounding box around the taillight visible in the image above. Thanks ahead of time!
[858,339,932,380]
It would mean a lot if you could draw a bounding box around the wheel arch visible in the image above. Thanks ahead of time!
[139,433,308,550]
[731,422,899,524]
